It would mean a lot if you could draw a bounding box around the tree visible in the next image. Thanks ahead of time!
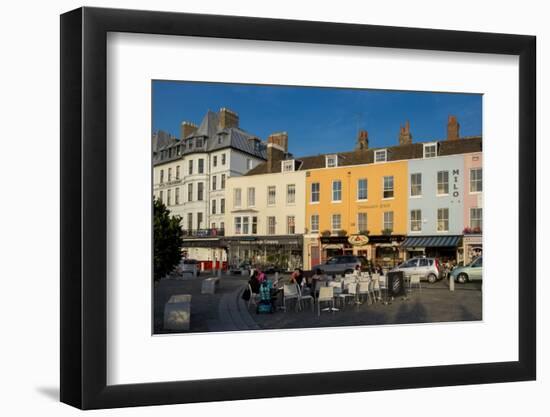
[153,198,184,281]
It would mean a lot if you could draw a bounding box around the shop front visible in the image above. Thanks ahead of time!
[181,238,227,270]
[400,235,463,263]
[223,235,304,272]
[463,234,483,264]
[315,234,405,269]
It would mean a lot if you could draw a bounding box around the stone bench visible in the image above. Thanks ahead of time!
[201,277,220,294]
[163,294,191,331]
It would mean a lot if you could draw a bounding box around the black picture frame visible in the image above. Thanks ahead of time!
[60,6,536,410]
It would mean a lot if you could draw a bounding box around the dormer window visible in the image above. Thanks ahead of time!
[374,149,387,163]
[423,142,438,158]
[282,160,295,172]
[188,139,193,150]
[326,154,338,168]
[196,137,204,147]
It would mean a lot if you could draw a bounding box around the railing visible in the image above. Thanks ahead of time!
[182,228,225,237]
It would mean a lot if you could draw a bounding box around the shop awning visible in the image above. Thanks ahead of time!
[401,235,462,248]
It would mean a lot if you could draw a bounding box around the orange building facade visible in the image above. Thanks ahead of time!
[304,159,409,269]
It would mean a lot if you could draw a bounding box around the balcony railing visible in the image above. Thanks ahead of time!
[182,228,225,238]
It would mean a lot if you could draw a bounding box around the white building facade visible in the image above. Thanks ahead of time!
[153,108,267,265]
[224,148,307,271]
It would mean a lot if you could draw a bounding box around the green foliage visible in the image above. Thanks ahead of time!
[153,198,183,281]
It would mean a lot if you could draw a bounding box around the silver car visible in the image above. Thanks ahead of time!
[450,256,482,283]
[313,255,368,276]
[392,257,443,283]
[180,259,200,276]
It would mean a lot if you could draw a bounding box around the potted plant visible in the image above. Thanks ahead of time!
[382,228,393,236]
[321,230,331,237]
[337,229,347,237]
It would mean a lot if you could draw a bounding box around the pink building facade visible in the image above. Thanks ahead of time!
[462,152,483,263]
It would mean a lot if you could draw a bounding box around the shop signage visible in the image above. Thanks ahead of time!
[320,236,349,245]
[452,169,460,198]
[367,235,406,244]
[348,234,369,246]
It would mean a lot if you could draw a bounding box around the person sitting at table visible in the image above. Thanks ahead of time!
[248,270,261,294]
[289,268,305,287]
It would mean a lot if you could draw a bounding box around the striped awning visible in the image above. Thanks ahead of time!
[401,235,462,248]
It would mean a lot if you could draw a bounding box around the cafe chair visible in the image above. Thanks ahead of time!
[358,281,373,304]
[410,274,422,292]
[317,286,335,316]
[297,284,314,312]
[283,283,301,312]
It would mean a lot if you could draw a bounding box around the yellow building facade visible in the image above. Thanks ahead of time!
[304,159,408,269]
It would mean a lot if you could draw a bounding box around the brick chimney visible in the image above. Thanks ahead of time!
[180,121,198,139]
[267,132,288,152]
[218,107,239,129]
[266,142,285,173]
[356,130,369,150]
[447,115,460,140]
[398,120,412,145]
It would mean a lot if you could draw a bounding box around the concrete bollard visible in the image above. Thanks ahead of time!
[164,294,191,331]
[450,275,455,291]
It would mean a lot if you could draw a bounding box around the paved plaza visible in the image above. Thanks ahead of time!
[154,272,482,334]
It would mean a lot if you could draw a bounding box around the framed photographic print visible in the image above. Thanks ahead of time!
[60,6,536,410]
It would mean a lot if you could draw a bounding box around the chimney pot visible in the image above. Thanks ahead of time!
[398,120,413,145]
[218,108,239,129]
[180,121,198,139]
[356,130,369,150]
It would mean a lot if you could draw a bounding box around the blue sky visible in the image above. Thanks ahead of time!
[152,81,482,156]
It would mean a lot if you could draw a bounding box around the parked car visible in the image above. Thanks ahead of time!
[180,259,200,276]
[313,255,368,275]
[229,262,252,275]
[391,257,443,283]
[450,256,482,283]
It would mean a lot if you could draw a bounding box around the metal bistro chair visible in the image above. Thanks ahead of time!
[410,274,422,292]
[338,281,356,309]
[283,283,301,312]
[297,284,314,312]
[358,281,373,304]
[317,286,335,316]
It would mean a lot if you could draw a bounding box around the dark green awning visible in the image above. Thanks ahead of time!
[401,235,462,248]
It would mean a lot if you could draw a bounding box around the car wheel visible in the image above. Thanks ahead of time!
[457,273,468,284]
[427,273,437,284]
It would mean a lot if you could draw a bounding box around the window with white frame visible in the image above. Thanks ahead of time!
[470,208,482,230]
[212,175,217,190]
[437,208,449,232]
[267,216,276,235]
[470,168,482,192]
[410,209,422,232]
[242,217,250,234]
[221,174,226,189]
[167,189,171,206]
[287,216,296,234]
[233,188,242,207]
[211,199,216,214]
[247,187,255,207]
[187,183,192,202]
[220,198,225,214]
[282,160,295,172]
[383,211,394,232]
[188,160,193,175]
[197,182,204,201]
[357,178,368,200]
[325,155,338,168]
[198,158,204,174]
[267,186,276,206]
[234,217,242,235]
[311,182,320,203]
[221,153,226,165]
[160,169,164,183]
[374,149,387,163]
[437,171,449,195]
[197,212,203,229]
[175,188,180,205]
[410,173,422,196]
[168,168,172,181]
[287,184,296,204]
[247,158,253,170]
[213,155,217,167]
[383,176,394,199]
[310,214,319,233]
[357,212,368,233]
[176,165,180,179]
[187,213,192,230]
[331,214,342,232]
[252,217,258,234]
[332,180,342,201]
[423,143,437,158]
